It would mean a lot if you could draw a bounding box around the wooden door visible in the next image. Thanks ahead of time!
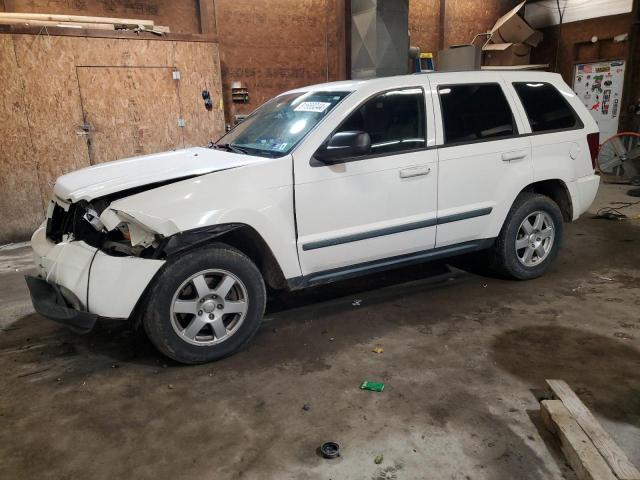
[76,66,184,164]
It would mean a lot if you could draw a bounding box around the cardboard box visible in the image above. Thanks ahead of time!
[483,43,531,66]
[489,1,543,47]
[438,44,482,71]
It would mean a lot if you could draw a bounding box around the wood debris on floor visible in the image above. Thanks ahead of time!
[541,379,640,480]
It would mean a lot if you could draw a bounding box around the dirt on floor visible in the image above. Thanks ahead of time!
[0,184,639,480]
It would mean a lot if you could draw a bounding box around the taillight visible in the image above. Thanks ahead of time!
[587,132,600,171]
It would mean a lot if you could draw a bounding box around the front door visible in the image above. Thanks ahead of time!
[294,83,438,276]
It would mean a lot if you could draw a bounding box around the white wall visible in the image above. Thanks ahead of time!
[524,0,633,28]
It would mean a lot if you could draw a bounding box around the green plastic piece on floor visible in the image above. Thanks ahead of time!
[360,380,385,392]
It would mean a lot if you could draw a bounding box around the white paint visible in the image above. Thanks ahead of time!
[30,225,164,318]
[524,0,633,28]
[30,70,600,322]
[53,147,266,202]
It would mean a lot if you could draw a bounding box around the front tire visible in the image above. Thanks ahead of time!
[143,244,266,364]
[492,193,564,280]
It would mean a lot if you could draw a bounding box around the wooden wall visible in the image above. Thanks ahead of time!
[0,33,224,243]
[409,0,519,58]
[214,0,346,121]
[1,0,201,33]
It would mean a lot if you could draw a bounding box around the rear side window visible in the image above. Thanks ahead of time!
[513,82,581,133]
[438,84,516,145]
[336,87,425,156]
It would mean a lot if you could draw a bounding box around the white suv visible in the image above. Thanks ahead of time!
[26,71,600,363]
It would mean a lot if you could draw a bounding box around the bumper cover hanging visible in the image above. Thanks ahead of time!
[25,275,98,334]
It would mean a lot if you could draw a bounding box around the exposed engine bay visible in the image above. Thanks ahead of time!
[46,178,243,261]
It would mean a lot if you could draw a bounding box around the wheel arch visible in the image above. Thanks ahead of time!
[519,179,573,222]
[155,223,288,291]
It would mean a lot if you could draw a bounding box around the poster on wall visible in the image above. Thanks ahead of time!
[573,60,626,142]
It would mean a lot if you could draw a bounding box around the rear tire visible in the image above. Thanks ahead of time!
[492,193,564,280]
[143,244,266,364]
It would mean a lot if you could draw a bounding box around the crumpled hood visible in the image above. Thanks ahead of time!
[53,147,263,203]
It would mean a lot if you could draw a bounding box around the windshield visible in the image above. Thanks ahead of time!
[215,90,351,157]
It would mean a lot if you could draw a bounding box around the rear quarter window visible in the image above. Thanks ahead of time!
[513,82,582,133]
[438,83,517,145]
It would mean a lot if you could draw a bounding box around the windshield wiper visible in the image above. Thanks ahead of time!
[213,143,250,155]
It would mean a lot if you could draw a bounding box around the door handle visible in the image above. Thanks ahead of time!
[400,165,431,178]
[501,151,527,162]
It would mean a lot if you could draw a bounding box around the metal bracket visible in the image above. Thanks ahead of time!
[172,70,181,80]
[177,118,186,127]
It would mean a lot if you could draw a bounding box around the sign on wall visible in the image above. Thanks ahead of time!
[573,60,626,142]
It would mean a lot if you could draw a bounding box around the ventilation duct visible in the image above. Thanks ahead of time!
[351,0,409,79]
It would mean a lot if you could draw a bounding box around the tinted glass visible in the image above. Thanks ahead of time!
[336,87,425,156]
[217,90,350,157]
[513,82,580,132]
[438,84,516,144]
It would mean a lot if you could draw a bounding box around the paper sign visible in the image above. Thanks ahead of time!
[294,101,331,113]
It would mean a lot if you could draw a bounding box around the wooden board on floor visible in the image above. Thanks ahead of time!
[547,380,640,480]
[541,400,618,480]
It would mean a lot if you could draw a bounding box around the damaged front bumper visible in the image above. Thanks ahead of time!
[25,275,98,333]
[28,224,165,330]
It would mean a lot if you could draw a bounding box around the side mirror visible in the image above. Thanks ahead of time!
[314,131,371,164]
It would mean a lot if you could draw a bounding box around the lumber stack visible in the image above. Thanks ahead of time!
[0,12,170,33]
[541,379,640,480]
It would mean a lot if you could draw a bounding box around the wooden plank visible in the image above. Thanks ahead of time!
[198,0,216,34]
[0,25,216,42]
[0,18,115,29]
[547,380,640,480]
[0,12,154,27]
[541,400,618,480]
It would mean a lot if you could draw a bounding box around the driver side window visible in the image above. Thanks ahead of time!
[336,87,426,157]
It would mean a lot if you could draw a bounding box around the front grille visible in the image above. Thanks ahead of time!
[46,202,103,247]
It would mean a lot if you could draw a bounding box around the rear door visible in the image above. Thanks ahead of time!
[430,72,533,247]
[507,79,589,183]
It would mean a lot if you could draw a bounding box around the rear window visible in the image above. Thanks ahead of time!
[513,82,581,133]
[438,84,516,145]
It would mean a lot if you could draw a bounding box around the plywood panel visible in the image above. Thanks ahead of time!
[12,34,89,210]
[173,41,225,145]
[220,44,329,117]
[444,0,518,46]
[215,0,341,121]
[215,0,329,47]
[2,32,224,241]
[74,37,172,66]
[0,35,43,243]
[4,0,199,33]
[409,0,440,54]
[77,66,184,164]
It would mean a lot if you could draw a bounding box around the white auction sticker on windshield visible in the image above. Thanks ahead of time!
[294,101,331,113]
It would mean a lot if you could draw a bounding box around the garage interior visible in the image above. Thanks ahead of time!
[1,0,640,478]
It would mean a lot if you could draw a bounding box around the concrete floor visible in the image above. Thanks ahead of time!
[1,184,639,480]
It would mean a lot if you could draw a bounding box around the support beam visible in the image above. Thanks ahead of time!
[198,0,217,35]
